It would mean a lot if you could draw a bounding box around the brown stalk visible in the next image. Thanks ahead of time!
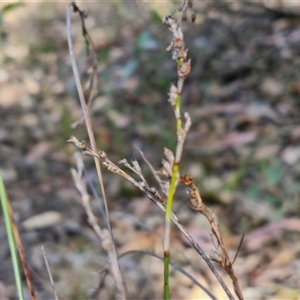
[66,2,126,299]
[181,174,244,300]
[70,2,98,128]
[5,192,36,300]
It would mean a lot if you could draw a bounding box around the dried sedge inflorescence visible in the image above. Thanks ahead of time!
[178,0,196,23]
[163,15,191,106]
[181,175,244,300]
[67,136,164,205]
[159,4,197,297]
[157,8,192,194]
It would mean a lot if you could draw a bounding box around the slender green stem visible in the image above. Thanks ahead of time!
[163,92,182,299]
[163,254,170,299]
[175,95,182,131]
[164,167,178,299]
[0,173,24,300]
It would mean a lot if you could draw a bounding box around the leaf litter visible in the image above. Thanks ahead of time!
[0,1,300,299]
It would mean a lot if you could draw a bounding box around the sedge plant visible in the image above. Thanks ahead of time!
[67,1,244,299]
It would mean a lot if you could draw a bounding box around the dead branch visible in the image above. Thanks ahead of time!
[181,174,244,300]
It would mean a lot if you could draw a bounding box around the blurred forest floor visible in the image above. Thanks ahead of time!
[0,1,300,299]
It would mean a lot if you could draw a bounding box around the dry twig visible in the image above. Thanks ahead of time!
[71,153,124,298]
[70,1,98,128]
[41,246,58,300]
[66,2,126,299]
[181,174,244,300]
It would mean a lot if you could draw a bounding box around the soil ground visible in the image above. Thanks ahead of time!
[0,1,300,299]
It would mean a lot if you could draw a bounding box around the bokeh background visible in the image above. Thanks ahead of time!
[1,1,300,299]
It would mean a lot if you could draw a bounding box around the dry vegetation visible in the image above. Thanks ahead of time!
[1,1,300,299]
